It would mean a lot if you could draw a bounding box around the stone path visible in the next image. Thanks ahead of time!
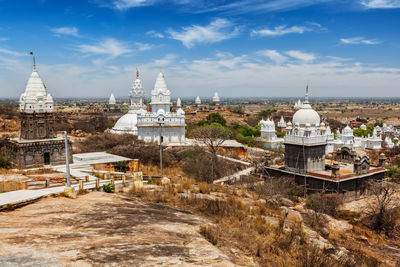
[0,179,122,209]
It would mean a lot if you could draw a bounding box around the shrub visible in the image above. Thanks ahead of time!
[198,182,210,194]
[0,154,12,169]
[306,193,343,217]
[102,183,114,193]
[200,225,219,245]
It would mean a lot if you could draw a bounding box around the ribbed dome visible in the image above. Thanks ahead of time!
[111,110,138,135]
[292,103,320,126]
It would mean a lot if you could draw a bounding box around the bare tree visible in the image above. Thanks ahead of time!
[190,125,230,156]
[365,179,399,235]
[190,125,230,182]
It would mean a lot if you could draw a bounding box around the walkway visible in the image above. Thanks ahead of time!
[0,179,125,210]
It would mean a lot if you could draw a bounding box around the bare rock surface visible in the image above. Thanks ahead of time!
[0,192,236,266]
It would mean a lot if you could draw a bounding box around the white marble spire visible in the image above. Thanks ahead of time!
[19,53,53,114]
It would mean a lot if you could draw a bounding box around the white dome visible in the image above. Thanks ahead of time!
[343,125,353,135]
[292,103,320,126]
[177,108,185,115]
[212,92,220,102]
[111,110,138,135]
[109,93,116,105]
[195,96,201,105]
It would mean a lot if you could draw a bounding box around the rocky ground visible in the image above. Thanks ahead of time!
[0,192,235,267]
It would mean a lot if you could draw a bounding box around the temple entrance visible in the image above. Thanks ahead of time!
[44,152,50,165]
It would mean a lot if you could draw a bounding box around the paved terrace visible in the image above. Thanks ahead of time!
[0,152,136,210]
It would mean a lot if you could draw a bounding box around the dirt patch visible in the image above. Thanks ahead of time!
[0,192,234,266]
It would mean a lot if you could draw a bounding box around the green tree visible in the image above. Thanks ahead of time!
[0,154,12,169]
[206,113,226,126]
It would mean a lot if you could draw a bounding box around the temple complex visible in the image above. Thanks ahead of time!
[4,55,72,169]
[136,72,186,144]
[265,86,385,194]
[258,118,284,148]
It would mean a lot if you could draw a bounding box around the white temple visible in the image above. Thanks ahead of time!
[108,93,116,105]
[176,97,182,107]
[277,116,286,130]
[259,118,284,148]
[284,86,327,172]
[19,64,54,114]
[136,72,186,144]
[212,92,220,105]
[111,70,146,135]
[294,99,303,110]
[328,124,384,151]
[195,96,201,105]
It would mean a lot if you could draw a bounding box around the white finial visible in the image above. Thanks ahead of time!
[304,82,309,104]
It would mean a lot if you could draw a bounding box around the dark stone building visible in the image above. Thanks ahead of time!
[4,62,72,169]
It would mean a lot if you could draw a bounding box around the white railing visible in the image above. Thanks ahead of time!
[285,135,327,144]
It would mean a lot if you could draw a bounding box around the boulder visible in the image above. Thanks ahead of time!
[320,227,330,238]
[262,216,280,228]
[282,208,303,233]
[302,225,334,251]
[279,197,294,207]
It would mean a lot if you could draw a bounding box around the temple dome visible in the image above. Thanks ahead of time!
[195,96,201,105]
[212,92,220,103]
[111,110,138,135]
[292,103,320,126]
[109,93,116,105]
[343,125,353,135]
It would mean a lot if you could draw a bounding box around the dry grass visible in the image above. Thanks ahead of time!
[198,182,210,194]
[0,181,22,193]
[140,164,184,177]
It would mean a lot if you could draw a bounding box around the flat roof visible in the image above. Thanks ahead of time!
[266,165,386,183]
[72,152,134,166]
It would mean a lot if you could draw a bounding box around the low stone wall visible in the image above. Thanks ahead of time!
[264,167,384,194]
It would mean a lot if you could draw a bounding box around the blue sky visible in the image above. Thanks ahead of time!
[0,0,399,98]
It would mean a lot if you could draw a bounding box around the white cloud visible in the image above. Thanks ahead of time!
[0,48,25,57]
[134,42,155,51]
[257,50,287,64]
[251,23,324,37]
[1,47,400,99]
[50,27,80,37]
[0,37,8,41]
[146,30,164,38]
[168,18,240,48]
[110,0,154,10]
[340,37,382,45]
[75,38,133,58]
[361,0,400,8]
[286,50,316,62]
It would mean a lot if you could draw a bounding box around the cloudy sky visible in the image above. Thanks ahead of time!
[0,0,399,98]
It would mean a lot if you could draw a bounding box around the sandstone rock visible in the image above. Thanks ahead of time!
[323,214,353,232]
[320,227,330,238]
[302,225,334,251]
[262,216,280,228]
[283,209,303,233]
[279,197,294,207]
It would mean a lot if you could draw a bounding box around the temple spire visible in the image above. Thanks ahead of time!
[30,51,36,71]
[304,83,309,104]
[136,68,139,79]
